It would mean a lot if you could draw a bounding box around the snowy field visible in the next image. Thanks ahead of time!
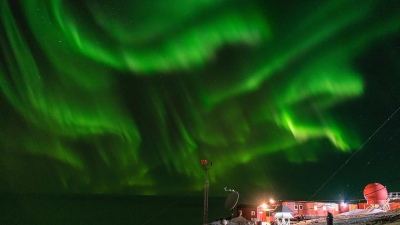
[302,208,400,225]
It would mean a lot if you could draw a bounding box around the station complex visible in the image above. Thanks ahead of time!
[236,184,400,223]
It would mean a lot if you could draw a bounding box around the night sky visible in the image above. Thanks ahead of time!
[1,0,400,203]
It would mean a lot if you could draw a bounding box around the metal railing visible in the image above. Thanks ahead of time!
[388,192,400,200]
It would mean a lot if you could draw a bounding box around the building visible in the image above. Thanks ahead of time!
[236,204,258,221]
[235,185,400,223]
[238,200,355,222]
[237,200,400,223]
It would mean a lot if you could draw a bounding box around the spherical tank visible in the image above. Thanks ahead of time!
[363,183,388,204]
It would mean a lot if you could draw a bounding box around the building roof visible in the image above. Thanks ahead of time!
[275,204,293,213]
[237,203,258,208]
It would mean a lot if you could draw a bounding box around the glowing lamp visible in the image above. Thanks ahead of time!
[201,159,208,165]
[363,183,388,204]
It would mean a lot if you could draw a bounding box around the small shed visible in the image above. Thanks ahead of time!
[274,204,294,225]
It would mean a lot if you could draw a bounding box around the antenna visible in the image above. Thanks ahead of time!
[224,187,239,217]
[201,159,212,225]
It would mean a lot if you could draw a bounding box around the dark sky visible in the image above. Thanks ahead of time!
[1,0,400,204]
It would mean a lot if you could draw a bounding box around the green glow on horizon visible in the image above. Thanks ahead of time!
[1,0,400,195]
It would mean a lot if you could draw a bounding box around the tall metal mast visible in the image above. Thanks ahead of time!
[201,159,212,225]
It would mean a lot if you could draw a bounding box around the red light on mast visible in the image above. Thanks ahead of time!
[201,159,208,165]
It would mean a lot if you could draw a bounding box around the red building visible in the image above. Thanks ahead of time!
[236,204,258,221]
[236,185,400,223]
[237,200,354,222]
[358,202,400,210]
[237,200,400,223]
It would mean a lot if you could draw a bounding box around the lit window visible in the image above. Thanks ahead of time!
[251,211,256,216]
[323,206,327,211]
[294,205,298,210]
[314,205,318,210]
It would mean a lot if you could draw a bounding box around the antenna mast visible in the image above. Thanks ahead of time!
[201,159,212,225]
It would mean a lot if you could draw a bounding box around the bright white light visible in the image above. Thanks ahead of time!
[269,198,275,204]
[323,206,327,211]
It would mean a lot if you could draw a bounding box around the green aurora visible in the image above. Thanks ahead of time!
[1,0,400,199]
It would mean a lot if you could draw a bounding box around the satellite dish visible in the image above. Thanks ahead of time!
[225,191,239,211]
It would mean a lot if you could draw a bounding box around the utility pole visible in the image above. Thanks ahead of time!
[201,159,212,225]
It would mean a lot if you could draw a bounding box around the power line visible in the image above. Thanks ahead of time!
[140,192,190,225]
[308,105,400,201]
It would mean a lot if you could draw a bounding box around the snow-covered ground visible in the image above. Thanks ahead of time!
[337,208,386,216]
[303,208,400,225]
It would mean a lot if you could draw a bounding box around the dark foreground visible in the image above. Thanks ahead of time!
[0,193,227,225]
